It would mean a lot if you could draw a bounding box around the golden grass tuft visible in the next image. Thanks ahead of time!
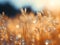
[0,8,60,45]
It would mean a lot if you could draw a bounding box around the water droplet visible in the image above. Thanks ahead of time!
[45,40,51,45]
[16,24,20,29]
[33,20,37,24]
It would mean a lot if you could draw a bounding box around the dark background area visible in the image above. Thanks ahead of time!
[0,2,20,18]
[0,2,36,18]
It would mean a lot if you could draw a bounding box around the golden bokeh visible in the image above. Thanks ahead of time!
[0,8,60,45]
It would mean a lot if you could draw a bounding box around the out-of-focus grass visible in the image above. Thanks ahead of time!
[0,8,60,45]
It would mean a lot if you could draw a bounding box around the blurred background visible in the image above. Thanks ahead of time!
[0,0,60,45]
[0,0,60,17]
